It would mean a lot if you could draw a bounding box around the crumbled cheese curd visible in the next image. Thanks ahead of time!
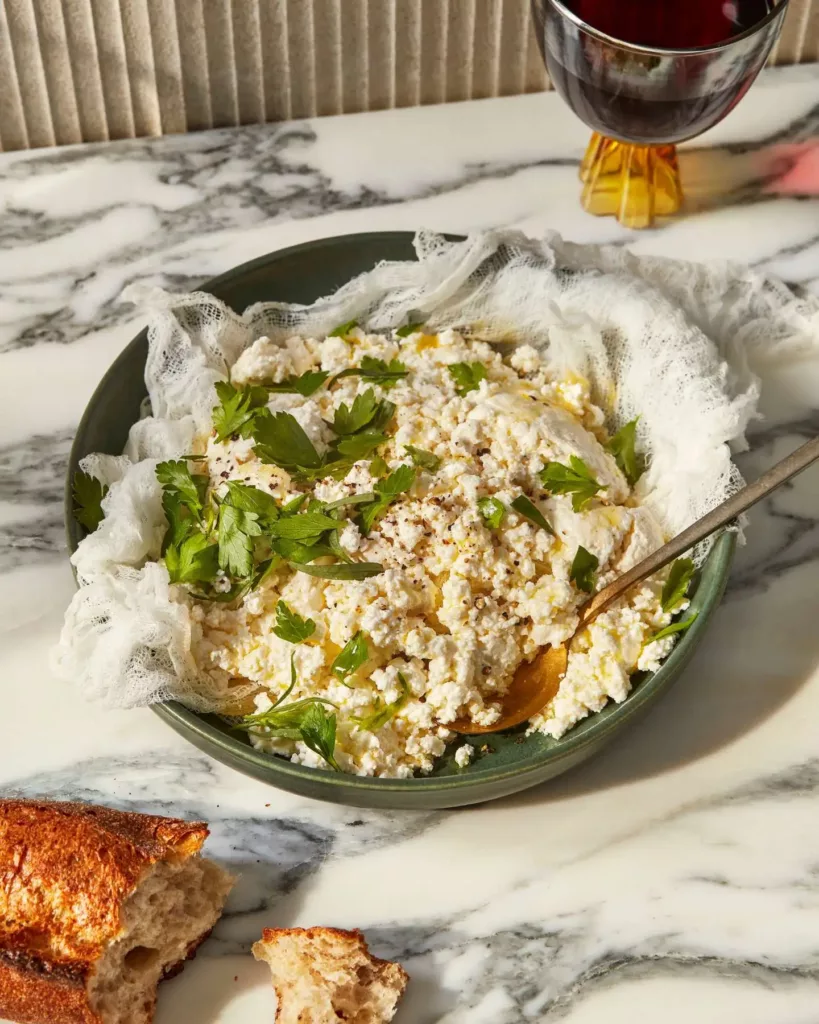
[187,327,676,777]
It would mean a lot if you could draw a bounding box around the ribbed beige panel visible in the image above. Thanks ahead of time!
[0,0,816,151]
[31,0,82,145]
[0,2,29,150]
[395,0,422,108]
[119,0,162,136]
[146,0,186,133]
[525,7,549,92]
[175,0,212,130]
[60,0,108,142]
[447,0,477,103]
[287,0,316,118]
[341,0,368,114]
[260,0,291,122]
[367,0,395,111]
[203,0,239,127]
[472,0,503,99]
[313,0,343,116]
[232,0,265,124]
[803,5,819,59]
[88,0,136,139]
[498,0,532,97]
[420,0,449,105]
[4,0,56,147]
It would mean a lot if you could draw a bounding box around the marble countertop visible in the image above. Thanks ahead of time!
[2,64,819,1024]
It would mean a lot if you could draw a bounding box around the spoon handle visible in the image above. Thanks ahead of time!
[581,434,819,624]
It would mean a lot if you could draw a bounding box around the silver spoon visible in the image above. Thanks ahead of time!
[454,434,819,735]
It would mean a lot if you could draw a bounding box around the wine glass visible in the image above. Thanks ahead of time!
[531,0,791,228]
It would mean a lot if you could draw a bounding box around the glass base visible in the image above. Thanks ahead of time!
[579,133,683,229]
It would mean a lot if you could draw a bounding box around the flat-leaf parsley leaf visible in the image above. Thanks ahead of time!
[331,630,368,683]
[477,496,505,529]
[539,456,602,512]
[251,410,324,470]
[404,445,440,472]
[212,380,268,442]
[661,558,695,612]
[448,361,487,396]
[273,601,316,644]
[72,471,108,531]
[264,370,329,397]
[605,418,645,487]
[648,613,698,645]
[510,494,554,534]
[217,503,262,577]
[570,545,598,593]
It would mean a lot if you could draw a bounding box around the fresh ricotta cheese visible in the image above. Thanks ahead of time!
[187,327,677,777]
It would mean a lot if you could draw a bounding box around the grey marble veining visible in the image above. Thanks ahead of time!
[1,65,819,1024]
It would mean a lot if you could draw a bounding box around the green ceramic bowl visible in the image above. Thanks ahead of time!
[66,231,735,810]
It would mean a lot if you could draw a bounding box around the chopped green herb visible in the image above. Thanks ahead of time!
[448,361,487,396]
[570,545,598,594]
[369,455,388,478]
[378,464,416,497]
[327,530,354,564]
[648,613,698,645]
[165,532,219,585]
[331,630,368,684]
[358,464,416,535]
[274,538,335,563]
[328,319,358,338]
[329,358,409,389]
[320,492,376,512]
[273,601,316,644]
[217,503,262,578]
[605,418,645,487]
[661,558,696,613]
[477,496,506,530]
[281,494,308,515]
[395,322,425,338]
[289,561,385,580]
[264,370,329,397]
[333,431,389,460]
[156,460,209,519]
[72,471,108,532]
[539,456,602,512]
[510,494,554,534]
[404,445,441,472]
[269,511,344,540]
[161,490,197,552]
[356,673,410,731]
[360,356,408,390]
[332,389,395,436]
[300,702,341,770]
[212,380,268,442]
[237,656,340,770]
[223,481,280,527]
[251,410,324,470]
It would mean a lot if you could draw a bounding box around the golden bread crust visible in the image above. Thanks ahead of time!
[0,800,210,1024]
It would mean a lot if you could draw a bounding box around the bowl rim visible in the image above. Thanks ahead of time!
[65,230,736,797]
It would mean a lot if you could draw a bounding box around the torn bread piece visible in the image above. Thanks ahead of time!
[0,799,234,1024]
[252,927,409,1024]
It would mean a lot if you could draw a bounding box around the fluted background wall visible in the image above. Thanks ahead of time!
[0,0,816,151]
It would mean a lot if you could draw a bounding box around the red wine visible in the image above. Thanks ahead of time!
[535,0,784,144]
[564,0,774,49]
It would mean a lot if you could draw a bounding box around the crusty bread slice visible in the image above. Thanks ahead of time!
[252,927,408,1024]
[0,799,233,1024]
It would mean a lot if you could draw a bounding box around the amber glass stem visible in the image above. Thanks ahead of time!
[579,132,683,229]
